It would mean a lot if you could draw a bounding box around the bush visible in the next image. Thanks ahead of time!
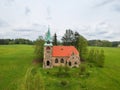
[56,66,70,77]
[79,63,86,75]
[60,80,68,86]
[87,63,94,68]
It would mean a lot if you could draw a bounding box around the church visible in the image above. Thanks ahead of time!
[43,28,81,68]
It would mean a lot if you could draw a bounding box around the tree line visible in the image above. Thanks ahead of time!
[0,38,34,45]
[88,40,120,47]
[0,38,119,47]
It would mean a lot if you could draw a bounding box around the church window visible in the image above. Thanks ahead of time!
[72,57,74,59]
[60,58,64,63]
[66,61,67,64]
[75,62,77,64]
[55,58,58,63]
[69,62,71,66]
[46,61,50,66]
[46,46,50,50]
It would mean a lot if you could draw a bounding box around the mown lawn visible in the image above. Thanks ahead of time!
[0,45,120,90]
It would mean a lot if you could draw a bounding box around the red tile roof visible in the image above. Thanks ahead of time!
[52,46,79,57]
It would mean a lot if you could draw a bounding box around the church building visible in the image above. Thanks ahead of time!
[43,28,80,68]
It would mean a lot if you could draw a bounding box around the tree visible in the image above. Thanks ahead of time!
[87,49,105,67]
[74,32,80,47]
[87,49,95,63]
[62,30,88,61]
[76,35,88,61]
[97,50,105,67]
[53,33,57,45]
[62,29,75,45]
[34,36,45,62]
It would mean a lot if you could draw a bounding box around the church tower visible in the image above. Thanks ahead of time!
[43,27,53,68]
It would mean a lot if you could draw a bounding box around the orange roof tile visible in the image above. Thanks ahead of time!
[52,46,79,57]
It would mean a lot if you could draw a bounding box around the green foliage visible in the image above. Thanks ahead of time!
[80,80,87,89]
[88,40,112,47]
[88,40,120,47]
[96,50,105,67]
[34,36,45,62]
[60,80,68,86]
[112,41,120,47]
[62,29,75,45]
[76,35,88,60]
[87,49,105,67]
[53,33,57,45]
[0,38,33,45]
[79,63,91,79]
[56,66,70,77]
[79,63,86,75]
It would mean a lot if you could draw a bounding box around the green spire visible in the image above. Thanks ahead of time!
[44,26,53,46]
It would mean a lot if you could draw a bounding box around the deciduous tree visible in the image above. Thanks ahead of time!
[34,36,45,62]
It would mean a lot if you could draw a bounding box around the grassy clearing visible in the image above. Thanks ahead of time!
[0,45,120,90]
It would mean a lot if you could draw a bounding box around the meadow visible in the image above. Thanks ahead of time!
[0,45,120,90]
[0,45,34,90]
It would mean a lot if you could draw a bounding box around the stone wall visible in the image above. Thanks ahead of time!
[43,46,53,68]
[68,54,80,67]
[52,56,68,67]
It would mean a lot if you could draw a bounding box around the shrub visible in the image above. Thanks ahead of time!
[96,50,105,67]
[56,66,70,77]
[60,80,68,86]
[79,63,86,75]
[64,66,70,72]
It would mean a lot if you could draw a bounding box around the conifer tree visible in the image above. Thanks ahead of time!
[53,33,57,45]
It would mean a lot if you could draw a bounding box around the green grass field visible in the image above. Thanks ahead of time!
[0,45,34,90]
[0,45,120,90]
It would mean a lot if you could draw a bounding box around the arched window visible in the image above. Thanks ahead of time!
[72,57,74,59]
[46,61,50,66]
[46,46,50,50]
[69,62,71,66]
[75,62,77,64]
[60,58,64,63]
[55,58,58,63]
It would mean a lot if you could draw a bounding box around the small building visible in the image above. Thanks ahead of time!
[43,28,80,68]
